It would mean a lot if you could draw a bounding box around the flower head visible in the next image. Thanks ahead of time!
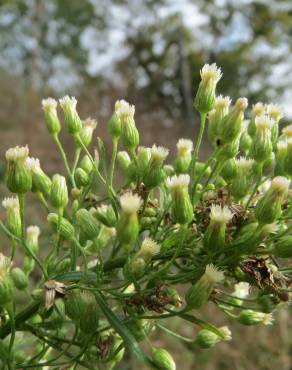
[203,264,224,284]
[209,204,233,224]
[83,117,97,131]
[42,98,57,112]
[235,156,254,171]
[0,253,12,278]
[140,238,161,258]
[282,124,292,138]
[270,176,290,194]
[252,102,265,118]
[235,97,248,112]
[119,192,142,214]
[27,225,40,240]
[219,326,232,341]
[26,157,41,173]
[150,144,169,161]
[59,96,77,114]
[233,282,250,299]
[166,174,190,190]
[255,115,273,133]
[214,95,231,114]
[5,145,29,163]
[266,103,283,122]
[176,139,193,155]
[2,196,19,211]
[115,99,135,121]
[200,63,222,84]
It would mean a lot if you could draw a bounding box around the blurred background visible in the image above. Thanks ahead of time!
[0,0,292,369]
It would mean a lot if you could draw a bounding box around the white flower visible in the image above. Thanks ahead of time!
[42,97,57,112]
[235,97,248,112]
[261,222,279,235]
[209,204,233,224]
[166,174,190,190]
[266,103,283,122]
[200,63,222,84]
[255,115,273,132]
[270,176,290,193]
[115,99,135,120]
[252,102,265,118]
[26,225,40,240]
[5,145,29,162]
[59,96,77,114]
[26,157,41,173]
[83,117,98,131]
[140,238,160,257]
[203,264,224,284]
[2,196,19,210]
[262,313,274,326]
[215,95,231,112]
[219,326,232,341]
[282,124,292,138]
[0,253,12,277]
[119,192,142,213]
[176,139,193,155]
[233,282,250,299]
[235,156,254,172]
[150,144,169,161]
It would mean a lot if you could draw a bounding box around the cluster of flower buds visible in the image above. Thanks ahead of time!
[1,64,292,369]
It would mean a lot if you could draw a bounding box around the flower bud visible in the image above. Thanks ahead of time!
[236,309,273,326]
[257,294,279,313]
[47,213,75,240]
[115,100,139,150]
[217,138,240,160]
[126,319,152,342]
[284,138,292,176]
[108,109,122,138]
[116,192,142,245]
[136,146,151,179]
[194,326,231,348]
[220,98,248,144]
[59,96,82,134]
[26,157,51,195]
[0,254,15,305]
[267,104,282,145]
[123,257,146,282]
[194,63,222,114]
[151,348,176,370]
[74,167,89,188]
[117,151,132,177]
[239,130,252,154]
[207,95,231,146]
[255,176,290,223]
[228,282,250,306]
[274,141,287,176]
[2,197,21,237]
[5,145,32,193]
[230,157,254,200]
[185,264,224,309]
[248,102,265,137]
[221,158,237,182]
[251,115,273,163]
[203,205,233,252]
[89,226,116,252]
[174,139,193,174]
[166,174,193,224]
[79,154,93,174]
[42,98,61,136]
[194,162,211,178]
[11,267,28,290]
[136,238,160,262]
[94,204,117,227]
[79,291,99,334]
[50,174,68,211]
[144,145,169,189]
[76,208,100,240]
[76,118,97,147]
[65,289,82,323]
[26,225,40,254]
[23,257,35,275]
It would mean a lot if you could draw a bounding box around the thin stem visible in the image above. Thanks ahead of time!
[190,113,206,180]
[53,134,75,187]
[6,302,15,354]
[72,147,81,179]
[18,193,25,239]
[156,323,193,343]
[245,164,263,209]
[109,138,118,188]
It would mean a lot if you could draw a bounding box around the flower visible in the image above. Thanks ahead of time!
[119,192,142,214]
[115,99,135,121]
[233,282,250,299]
[200,63,222,84]
[252,102,265,118]
[209,204,233,224]
[255,115,273,132]
[235,97,248,112]
[42,97,57,112]
[140,238,161,258]
[150,144,169,161]
[59,95,77,114]
[0,253,12,278]
[5,145,29,163]
[219,326,232,341]
[203,264,224,284]
[2,196,19,211]
[266,103,283,122]
[270,176,290,194]
[235,156,254,171]
[282,124,292,138]
[176,139,193,155]
[166,174,190,190]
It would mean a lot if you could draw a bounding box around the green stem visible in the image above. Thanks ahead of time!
[245,164,263,209]
[109,138,118,188]
[53,134,75,187]
[6,302,15,354]
[72,147,81,180]
[18,193,25,239]
[156,323,193,343]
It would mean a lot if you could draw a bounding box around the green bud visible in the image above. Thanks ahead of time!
[116,101,140,150]
[144,145,169,189]
[94,204,117,227]
[236,309,273,326]
[79,155,93,174]
[108,111,122,138]
[217,138,240,160]
[0,254,15,305]
[194,326,231,348]
[90,226,116,252]
[11,267,28,290]
[274,141,287,176]
[194,64,222,114]
[257,294,279,313]
[152,348,176,370]
[5,146,32,193]
[230,157,254,200]
[273,236,292,258]
[23,257,35,275]
[42,98,61,136]
[251,115,273,163]
[248,102,265,137]
[126,319,152,342]
[220,98,248,144]
[136,146,151,179]
[117,151,132,177]
[221,158,237,182]
[255,176,290,223]
[79,291,99,334]
[47,213,75,240]
[203,205,233,252]
[76,208,100,240]
[123,257,146,282]
[47,257,71,276]
[239,130,252,154]
[75,167,89,188]
[194,162,211,178]
[50,174,68,211]
[174,139,193,174]
[185,264,224,309]
[59,96,82,134]
[116,192,142,245]
[166,175,193,224]
[2,197,22,238]
[26,157,51,195]
[207,95,231,146]
[65,289,82,324]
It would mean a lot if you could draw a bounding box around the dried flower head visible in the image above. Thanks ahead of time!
[44,280,66,310]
